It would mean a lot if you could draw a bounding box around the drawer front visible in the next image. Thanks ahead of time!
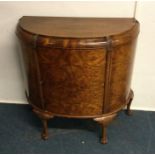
[38,47,106,116]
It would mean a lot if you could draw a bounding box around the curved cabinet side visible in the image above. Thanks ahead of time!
[109,38,138,112]
[19,42,44,109]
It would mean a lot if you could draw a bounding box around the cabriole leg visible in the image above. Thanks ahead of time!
[94,113,117,144]
[101,126,107,144]
[126,90,134,116]
[126,98,133,116]
[41,119,48,140]
[32,108,54,140]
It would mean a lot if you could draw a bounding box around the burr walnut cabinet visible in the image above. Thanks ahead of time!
[16,16,139,144]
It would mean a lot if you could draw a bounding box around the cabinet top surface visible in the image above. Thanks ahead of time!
[18,16,138,38]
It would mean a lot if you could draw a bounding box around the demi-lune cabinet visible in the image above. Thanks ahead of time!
[16,16,139,144]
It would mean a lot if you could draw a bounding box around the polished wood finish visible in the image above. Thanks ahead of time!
[16,16,139,144]
[18,17,137,38]
[126,90,134,116]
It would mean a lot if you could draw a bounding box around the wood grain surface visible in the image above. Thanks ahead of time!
[18,17,136,38]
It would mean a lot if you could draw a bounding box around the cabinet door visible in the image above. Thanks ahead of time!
[37,47,107,116]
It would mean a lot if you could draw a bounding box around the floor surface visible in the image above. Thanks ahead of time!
[0,104,155,154]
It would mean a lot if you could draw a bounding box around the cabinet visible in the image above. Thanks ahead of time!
[16,16,139,144]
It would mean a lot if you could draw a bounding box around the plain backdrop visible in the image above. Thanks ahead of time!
[0,1,154,111]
